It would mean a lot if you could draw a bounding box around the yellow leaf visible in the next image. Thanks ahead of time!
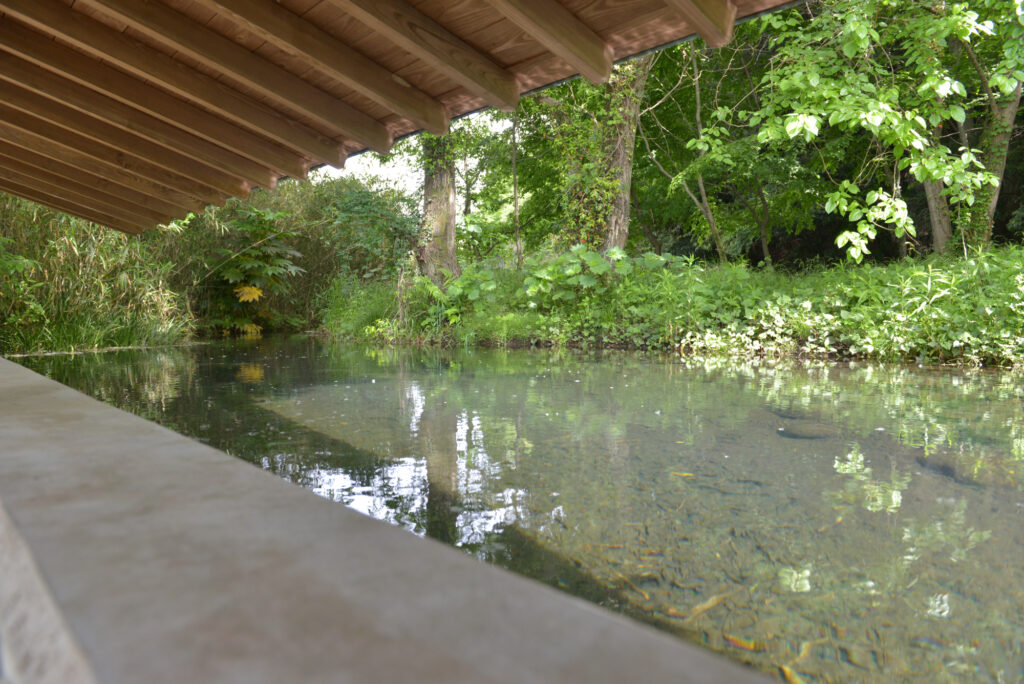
[234,284,263,303]
[240,323,263,338]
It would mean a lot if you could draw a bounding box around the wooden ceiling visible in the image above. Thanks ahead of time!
[0,0,791,234]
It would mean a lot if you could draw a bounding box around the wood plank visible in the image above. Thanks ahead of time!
[0,179,150,235]
[0,0,347,166]
[192,0,450,135]
[0,102,225,205]
[78,0,393,153]
[662,0,737,47]
[0,79,251,199]
[0,142,188,218]
[325,0,520,110]
[0,19,304,180]
[482,0,612,84]
[0,162,173,227]
[0,151,178,225]
[0,125,203,214]
[0,52,276,190]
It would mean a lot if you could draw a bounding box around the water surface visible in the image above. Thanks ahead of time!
[18,337,1024,681]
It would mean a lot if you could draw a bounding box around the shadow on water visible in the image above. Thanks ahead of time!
[18,337,1024,682]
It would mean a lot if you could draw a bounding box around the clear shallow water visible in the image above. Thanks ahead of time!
[17,337,1024,681]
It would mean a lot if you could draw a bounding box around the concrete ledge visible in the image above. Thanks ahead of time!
[0,358,766,683]
[1,500,97,684]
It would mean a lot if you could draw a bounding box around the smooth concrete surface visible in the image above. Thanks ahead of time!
[0,358,769,683]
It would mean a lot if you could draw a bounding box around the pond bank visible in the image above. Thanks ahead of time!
[322,245,1024,368]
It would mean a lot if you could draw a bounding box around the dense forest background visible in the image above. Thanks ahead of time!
[2,0,1023,363]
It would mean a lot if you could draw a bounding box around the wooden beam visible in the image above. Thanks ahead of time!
[325,0,520,111]
[0,0,346,166]
[192,0,449,135]
[0,19,304,180]
[0,142,188,218]
[482,0,612,84]
[0,124,202,214]
[0,79,251,198]
[78,0,392,153]
[0,161,173,227]
[0,102,225,205]
[0,179,149,235]
[662,0,737,48]
[0,51,276,189]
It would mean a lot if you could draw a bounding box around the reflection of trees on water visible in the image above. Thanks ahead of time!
[20,341,1024,682]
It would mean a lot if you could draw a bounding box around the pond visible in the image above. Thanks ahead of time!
[16,336,1024,681]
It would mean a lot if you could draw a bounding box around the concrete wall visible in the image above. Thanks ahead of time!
[0,358,766,683]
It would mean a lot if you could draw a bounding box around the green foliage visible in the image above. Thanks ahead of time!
[319,274,397,340]
[0,195,192,355]
[323,242,1024,366]
[196,205,305,337]
[757,0,1023,258]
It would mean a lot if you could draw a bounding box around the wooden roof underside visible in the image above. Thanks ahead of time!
[0,0,792,234]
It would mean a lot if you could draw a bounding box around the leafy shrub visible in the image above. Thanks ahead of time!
[0,195,192,354]
[322,241,1024,366]
[195,205,305,336]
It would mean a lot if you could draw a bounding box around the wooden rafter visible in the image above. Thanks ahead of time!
[0,80,249,198]
[0,122,203,214]
[0,142,189,218]
[0,178,148,235]
[663,0,738,48]
[0,19,304,180]
[0,0,788,231]
[482,0,613,84]
[324,0,521,111]
[0,161,172,227]
[0,151,179,224]
[190,0,450,135]
[0,102,224,204]
[77,0,392,153]
[0,0,347,166]
[0,52,275,189]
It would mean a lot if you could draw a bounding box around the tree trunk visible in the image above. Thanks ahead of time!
[418,134,460,286]
[923,178,953,253]
[976,81,1022,242]
[602,55,656,252]
[960,39,1022,244]
[756,187,772,265]
[680,176,728,262]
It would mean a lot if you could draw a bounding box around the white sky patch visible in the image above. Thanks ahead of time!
[316,151,421,196]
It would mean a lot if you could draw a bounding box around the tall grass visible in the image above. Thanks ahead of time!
[0,196,193,355]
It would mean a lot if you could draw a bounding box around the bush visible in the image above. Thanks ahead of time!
[0,196,192,355]
[320,242,1024,366]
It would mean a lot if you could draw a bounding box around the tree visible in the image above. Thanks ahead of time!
[513,55,655,251]
[636,34,822,263]
[756,0,1024,259]
[418,133,460,286]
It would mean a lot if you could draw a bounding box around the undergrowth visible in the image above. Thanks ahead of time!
[321,244,1024,366]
